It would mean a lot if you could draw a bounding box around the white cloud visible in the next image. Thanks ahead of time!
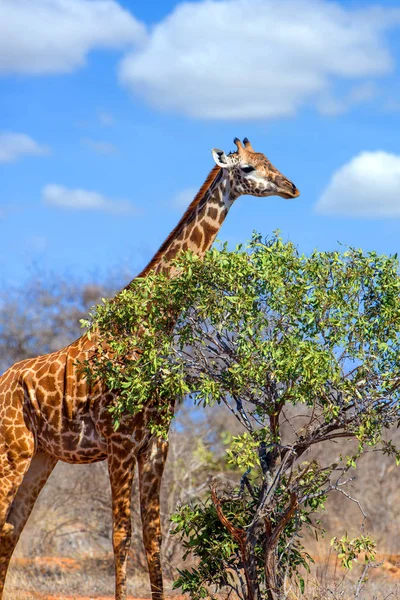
[316,151,400,217]
[0,132,49,163]
[0,0,145,75]
[81,138,117,154]
[98,110,115,126]
[170,188,198,210]
[317,82,378,116]
[42,184,136,215]
[119,0,400,120]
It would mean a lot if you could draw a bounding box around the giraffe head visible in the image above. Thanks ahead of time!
[212,137,300,200]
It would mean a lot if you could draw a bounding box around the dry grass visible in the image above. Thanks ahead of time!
[4,555,149,598]
[4,555,195,600]
[8,594,187,600]
[4,551,400,600]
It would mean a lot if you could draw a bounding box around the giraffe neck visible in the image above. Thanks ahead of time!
[134,166,235,279]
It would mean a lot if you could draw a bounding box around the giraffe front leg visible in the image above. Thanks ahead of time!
[138,436,169,600]
[0,451,57,599]
[108,441,136,600]
[0,428,36,600]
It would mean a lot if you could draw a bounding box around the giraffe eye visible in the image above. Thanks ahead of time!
[242,165,255,173]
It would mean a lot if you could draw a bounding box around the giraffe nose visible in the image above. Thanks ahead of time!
[275,175,300,198]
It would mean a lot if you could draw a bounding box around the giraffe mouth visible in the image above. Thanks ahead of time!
[279,188,300,200]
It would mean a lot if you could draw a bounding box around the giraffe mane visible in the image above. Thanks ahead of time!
[136,165,222,278]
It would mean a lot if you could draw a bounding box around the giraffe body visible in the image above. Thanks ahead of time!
[0,139,299,600]
[2,342,107,465]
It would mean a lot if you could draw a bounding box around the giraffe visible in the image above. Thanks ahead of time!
[0,138,299,600]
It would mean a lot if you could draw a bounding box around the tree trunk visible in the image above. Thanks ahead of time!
[211,486,262,600]
[243,530,262,600]
[264,545,280,600]
[263,493,298,600]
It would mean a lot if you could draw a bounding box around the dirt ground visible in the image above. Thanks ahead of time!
[4,555,190,600]
[11,595,187,600]
[4,553,400,600]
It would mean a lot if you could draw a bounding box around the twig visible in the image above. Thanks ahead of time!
[332,488,367,529]
[355,561,383,598]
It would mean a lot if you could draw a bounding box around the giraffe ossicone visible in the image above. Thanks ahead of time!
[0,138,299,600]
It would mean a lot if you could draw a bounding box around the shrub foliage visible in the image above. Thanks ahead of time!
[82,234,400,599]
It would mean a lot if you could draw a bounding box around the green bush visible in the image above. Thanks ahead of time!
[82,233,400,599]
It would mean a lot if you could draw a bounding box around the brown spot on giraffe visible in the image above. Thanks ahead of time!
[207,206,219,220]
[189,225,202,247]
[201,222,219,252]
[0,138,299,600]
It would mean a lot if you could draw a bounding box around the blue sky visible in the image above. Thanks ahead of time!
[1,0,400,289]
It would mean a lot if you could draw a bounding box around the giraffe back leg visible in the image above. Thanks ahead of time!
[0,436,34,600]
[108,438,136,600]
[0,451,58,600]
[0,371,36,529]
[138,436,169,600]
[0,429,35,533]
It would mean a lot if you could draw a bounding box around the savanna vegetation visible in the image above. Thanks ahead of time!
[1,235,400,599]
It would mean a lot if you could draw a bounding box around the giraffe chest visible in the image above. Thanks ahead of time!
[17,346,161,464]
[28,387,154,464]
[32,400,156,465]
[35,409,108,464]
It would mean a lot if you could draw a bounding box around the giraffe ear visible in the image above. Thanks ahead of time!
[212,148,229,168]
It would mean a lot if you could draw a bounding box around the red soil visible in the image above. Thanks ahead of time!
[35,597,185,600]
[17,594,187,600]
